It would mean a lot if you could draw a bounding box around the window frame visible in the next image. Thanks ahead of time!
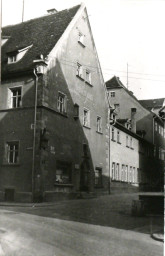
[57,92,67,114]
[6,141,19,164]
[83,108,90,128]
[8,86,22,108]
[76,62,83,79]
[110,91,115,97]
[94,167,102,187]
[96,116,102,133]
[78,31,85,47]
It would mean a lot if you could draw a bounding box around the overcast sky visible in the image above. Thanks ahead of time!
[2,0,165,100]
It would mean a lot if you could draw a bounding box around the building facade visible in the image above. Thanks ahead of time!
[106,76,164,191]
[0,4,110,202]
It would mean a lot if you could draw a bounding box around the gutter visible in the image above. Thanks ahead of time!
[32,68,38,202]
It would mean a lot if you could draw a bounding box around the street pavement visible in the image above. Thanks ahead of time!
[0,193,164,256]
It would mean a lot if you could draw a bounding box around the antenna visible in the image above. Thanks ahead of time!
[22,0,24,22]
[127,63,128,89]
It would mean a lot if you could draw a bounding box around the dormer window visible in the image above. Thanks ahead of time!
[8,54,17,63]
[7,45,33,64]
[1,36,10,46]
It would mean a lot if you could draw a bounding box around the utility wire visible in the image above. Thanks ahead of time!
[60,59,165,83]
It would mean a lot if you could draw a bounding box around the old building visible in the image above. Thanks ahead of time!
[0,4,110,202]
[106,76,164,191]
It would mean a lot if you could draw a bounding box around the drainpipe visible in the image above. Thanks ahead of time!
[32,67,38,202]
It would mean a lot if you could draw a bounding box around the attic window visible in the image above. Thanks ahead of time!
[7,45,33,64]
[2,37,9,46]
[78,31,85,47]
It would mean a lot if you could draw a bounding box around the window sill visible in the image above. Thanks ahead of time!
[57,111,68,118]
[111,139,116,142]
[117,142,121,144]
[83,125,91,129]
[76,75,84,81]
[78,41,86,48]
[96,131,103,135]
[130,147,134,150]
[85,81,93,87]
[2,163,20,166]
[126,145,129,148]
[54,183,73,187]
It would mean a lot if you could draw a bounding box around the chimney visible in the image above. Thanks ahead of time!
[47,8,58,14]
[131,108,137,133]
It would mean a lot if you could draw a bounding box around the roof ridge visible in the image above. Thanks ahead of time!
[2,4,81,29]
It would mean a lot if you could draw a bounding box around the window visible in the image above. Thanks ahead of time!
[8,54,17,63]
[83,108,90,127]
[78,31,85,46]
[114,104,120,113]
[129,166,132,183]
[8,45,33,64]
[77,62,83,78]
[112,162,115,180]
[55,161,72,184]
[121,165,125,181]
[158,125,161,134]
[125,165,128,182]
[83,143,88,157]
[74,104,79,119]
[57,92,67,113]
[159,147,161,159]
[9,87,22,108]
[96,116,102,133]
[132,167,135,183]
[161,126,163,136]
[111,127,115,141]
[154,145,156,157]
[117,130,120,143]
[116,163,120,181]
[130,137,133,148]
[6,141,19,164]
[95,168,102,186]
[85,69,91,84]
[155,122,157,131]
[110,91,115,97]
[126,135,129,147]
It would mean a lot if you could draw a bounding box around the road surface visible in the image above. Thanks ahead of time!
[0,208,163,256]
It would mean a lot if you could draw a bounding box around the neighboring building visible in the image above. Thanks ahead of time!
[107,76,164,191]
[0,4,109,202]
[139,98,165,116]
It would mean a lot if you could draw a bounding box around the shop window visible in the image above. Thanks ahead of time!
[55,161,72,184]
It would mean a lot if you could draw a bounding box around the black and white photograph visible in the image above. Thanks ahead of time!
[0,0,164,255]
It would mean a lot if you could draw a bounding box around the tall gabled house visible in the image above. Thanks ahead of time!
[0,4,109,202]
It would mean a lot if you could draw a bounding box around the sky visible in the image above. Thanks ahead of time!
[1,0,165,100]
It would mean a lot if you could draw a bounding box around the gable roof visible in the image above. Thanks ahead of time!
[106,76,139,101]
[139,98,165,110]
[1,5,80,78]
